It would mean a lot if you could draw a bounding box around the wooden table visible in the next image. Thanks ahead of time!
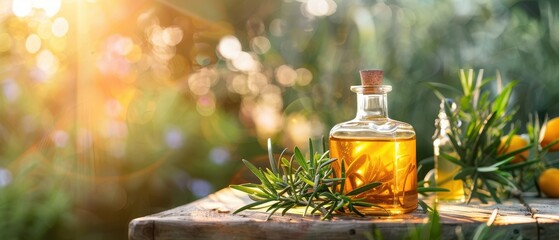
[129,188,559,240]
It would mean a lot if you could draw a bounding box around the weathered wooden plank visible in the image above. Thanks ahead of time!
[129,188,556,240]
[530,198,559,239]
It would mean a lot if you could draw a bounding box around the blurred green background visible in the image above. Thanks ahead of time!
[1,0,558,239]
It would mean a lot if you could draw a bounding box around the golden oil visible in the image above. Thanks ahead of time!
[329,137,417,214]
[434,99,465,202]
[329,70,417,215]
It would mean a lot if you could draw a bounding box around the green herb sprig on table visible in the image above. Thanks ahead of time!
[230,139,385,220]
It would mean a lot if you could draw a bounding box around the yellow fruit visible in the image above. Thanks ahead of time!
[541,117,559,152]
[538,168,559,198]
[498,135,529,164]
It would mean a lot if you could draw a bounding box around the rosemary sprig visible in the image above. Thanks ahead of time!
[430,69,537,204]
[230,138,385,220]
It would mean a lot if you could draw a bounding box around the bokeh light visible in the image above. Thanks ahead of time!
[12,0,32,18]
[165,127,184,149]
[162,26,183,46]
[25,34,41,53]
[2,78,20,102]
[218,35,242,59]
[276,65,297,87]
[36,49,59,75]
[295,68,313,86]
[303,0,337,17]
[2,1,559,239]
[250,36,271,54]
[0,168,12,187]
[51,17,68,37]
[52,130,69,148]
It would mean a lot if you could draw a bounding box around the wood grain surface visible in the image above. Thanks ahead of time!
[129,188,559,240]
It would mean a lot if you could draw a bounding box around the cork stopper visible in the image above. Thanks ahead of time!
[359,70,383,86]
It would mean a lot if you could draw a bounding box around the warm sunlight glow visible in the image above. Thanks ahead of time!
[276,65,297,87]
[0,33,12,53]
[36,49,59,75]
[196,93,216,116]
[286,114,312,148]
[305,0,337,17]
[232,51,258,72]
[295,68,313,86]
[250,36,271,54]
[2,79,20,102]
[52,130,69,147]
[218,36,241,59]
[12,0,32,18]
[25,34,42,54]
[162,26,183,46]
[32,0,62,17]
[51,17,69,37]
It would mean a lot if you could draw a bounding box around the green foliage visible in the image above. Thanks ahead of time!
[1,0,559,238]
[230,139,386,220]
[434,70,537,203]
[0,161,70,240]
[405,208,441,240]
[404,208,504,240]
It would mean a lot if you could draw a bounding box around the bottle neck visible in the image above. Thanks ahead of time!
[437,117,451,137]
[355,93,389,120]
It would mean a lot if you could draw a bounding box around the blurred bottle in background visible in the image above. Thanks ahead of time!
[434,99,465,202]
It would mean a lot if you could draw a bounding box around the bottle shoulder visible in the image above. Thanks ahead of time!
[330,118,416,140]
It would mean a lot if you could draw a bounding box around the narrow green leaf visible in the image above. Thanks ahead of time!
[318,157,337,170]
[309,139,314,171]
[483,179,501,204]
[459,69,470,96]
[259,169,277,195]
[322,178,345,183]
[233,199,275,214]
[471,112,497,159]
[311,200,331,215]
[352,201,374,207]
[454,167,476,180]
[491,81,517,116]
[242,159,266,183]
[417,187,450,194]
[485,157,513,169]
[348,204,365,217]
[319,192,337,201]
[467,173,479,204]
[477,166,498,172]
[339,159,346,194]
[347,182,381,196]
[294,147,308,172]
[500,159,539,171]
[281,203,295,216]
[440,152,464,167]
[229,185,269,198]
[541,138,559,152]
[495,144,532,162]
[418,199,433,213]
[299,174,315,187]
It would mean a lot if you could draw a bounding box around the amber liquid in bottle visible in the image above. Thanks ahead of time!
[329,70,417,215]
[330,137,417,214]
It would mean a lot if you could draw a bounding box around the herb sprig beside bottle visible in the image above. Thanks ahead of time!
[230,139,385,220]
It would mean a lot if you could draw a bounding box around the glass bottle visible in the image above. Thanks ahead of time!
[433,99,465,202]
[329,70,417,215]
